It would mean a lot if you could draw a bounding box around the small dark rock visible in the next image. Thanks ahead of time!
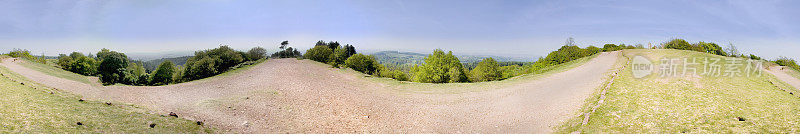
[77,122,83,125]
[168,112,178,118]
[149,123,156,128]
[20,82,24,85]
[196,121,204,125]
[78,99,84,102]
[790,92,794,95]
[245,97,249,99]
[737,117,746,121]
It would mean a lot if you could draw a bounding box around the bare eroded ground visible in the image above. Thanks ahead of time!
[766,66,800,91]
[0,51,620,133]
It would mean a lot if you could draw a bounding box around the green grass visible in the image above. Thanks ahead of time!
[14,58,97,85]
[0,65,214,133]
[561,49,800,133]
[363,53,602,94]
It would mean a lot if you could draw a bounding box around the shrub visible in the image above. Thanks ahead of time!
[696,41,727,56]
[392,70,408,81]
[172,65,185,83]
[499,65,524,79]
[56,52,99,76]
[585,46,601,55]
[124,62,147,85]
[304,45,333,63]
[246,47,267,60]
[344,54,379,75]
[183,56,218,81]
[412,49,467,83]
[329,47,348,67]
[775,57,800,71]
[602,44,621,52]
[181,45,249,81]
[663,39,694,50]
[748,54,762,60]
[542,45,585,65]
[150,60,175,86]
[469,58,501,82]
[74,56,98,75]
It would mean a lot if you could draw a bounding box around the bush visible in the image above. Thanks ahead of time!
[344,54,379,75]
[247,47,267,60]
[585,46,601,55]
[304,45,333,63]
[775,57,800,71]
[392,70,408,81]
[328,47,348,67]
[150,60,175,86]
[97,49,129,85]
[542,45,585,65]
[183,55,218,81]
[602,44,622,52]
[172,65,185,83]
[73,56,98,76]
[500,65,524,79]
[469,58,501,82]
[57,52,99,76]
[663,39,695,50]
[412,49,467,83]
[182,45,250,81]
[696,41,727,56]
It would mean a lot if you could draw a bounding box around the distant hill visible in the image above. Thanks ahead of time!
[370,51,534,67]
[135,56,193,72]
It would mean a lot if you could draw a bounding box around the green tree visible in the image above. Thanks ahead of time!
[413,49,467,83]
[57,54,74,71]
[329,47,348,67]
[696,41,727,56]
[304,45,333,63]
[344,54,379,75]
[172,65,185,83]
[183,56,218,81]
[469,58,501,82]
[72,56,98,76]
[97,49,129,85]
[150,60,175,86]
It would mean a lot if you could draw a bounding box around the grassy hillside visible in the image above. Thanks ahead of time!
[0,65,213,133]
[15,58,97,85]
[560,49,800,133]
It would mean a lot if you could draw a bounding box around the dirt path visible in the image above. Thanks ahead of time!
[0,51,620,133]
[766,66,800,91]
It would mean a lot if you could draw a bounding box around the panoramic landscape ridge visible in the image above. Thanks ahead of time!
[1,0,799,133]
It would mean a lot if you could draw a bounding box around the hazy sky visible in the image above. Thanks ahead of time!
[1,0,798,60]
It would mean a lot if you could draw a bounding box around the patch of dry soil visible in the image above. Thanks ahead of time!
[766,66,800,91]
[0,51,620,133]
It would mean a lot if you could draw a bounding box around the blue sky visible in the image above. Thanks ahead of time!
[0,0,798,60]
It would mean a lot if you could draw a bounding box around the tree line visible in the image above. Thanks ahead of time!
[52,46,267,86]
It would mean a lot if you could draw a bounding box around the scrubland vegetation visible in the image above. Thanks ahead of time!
[10,46,267,86]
